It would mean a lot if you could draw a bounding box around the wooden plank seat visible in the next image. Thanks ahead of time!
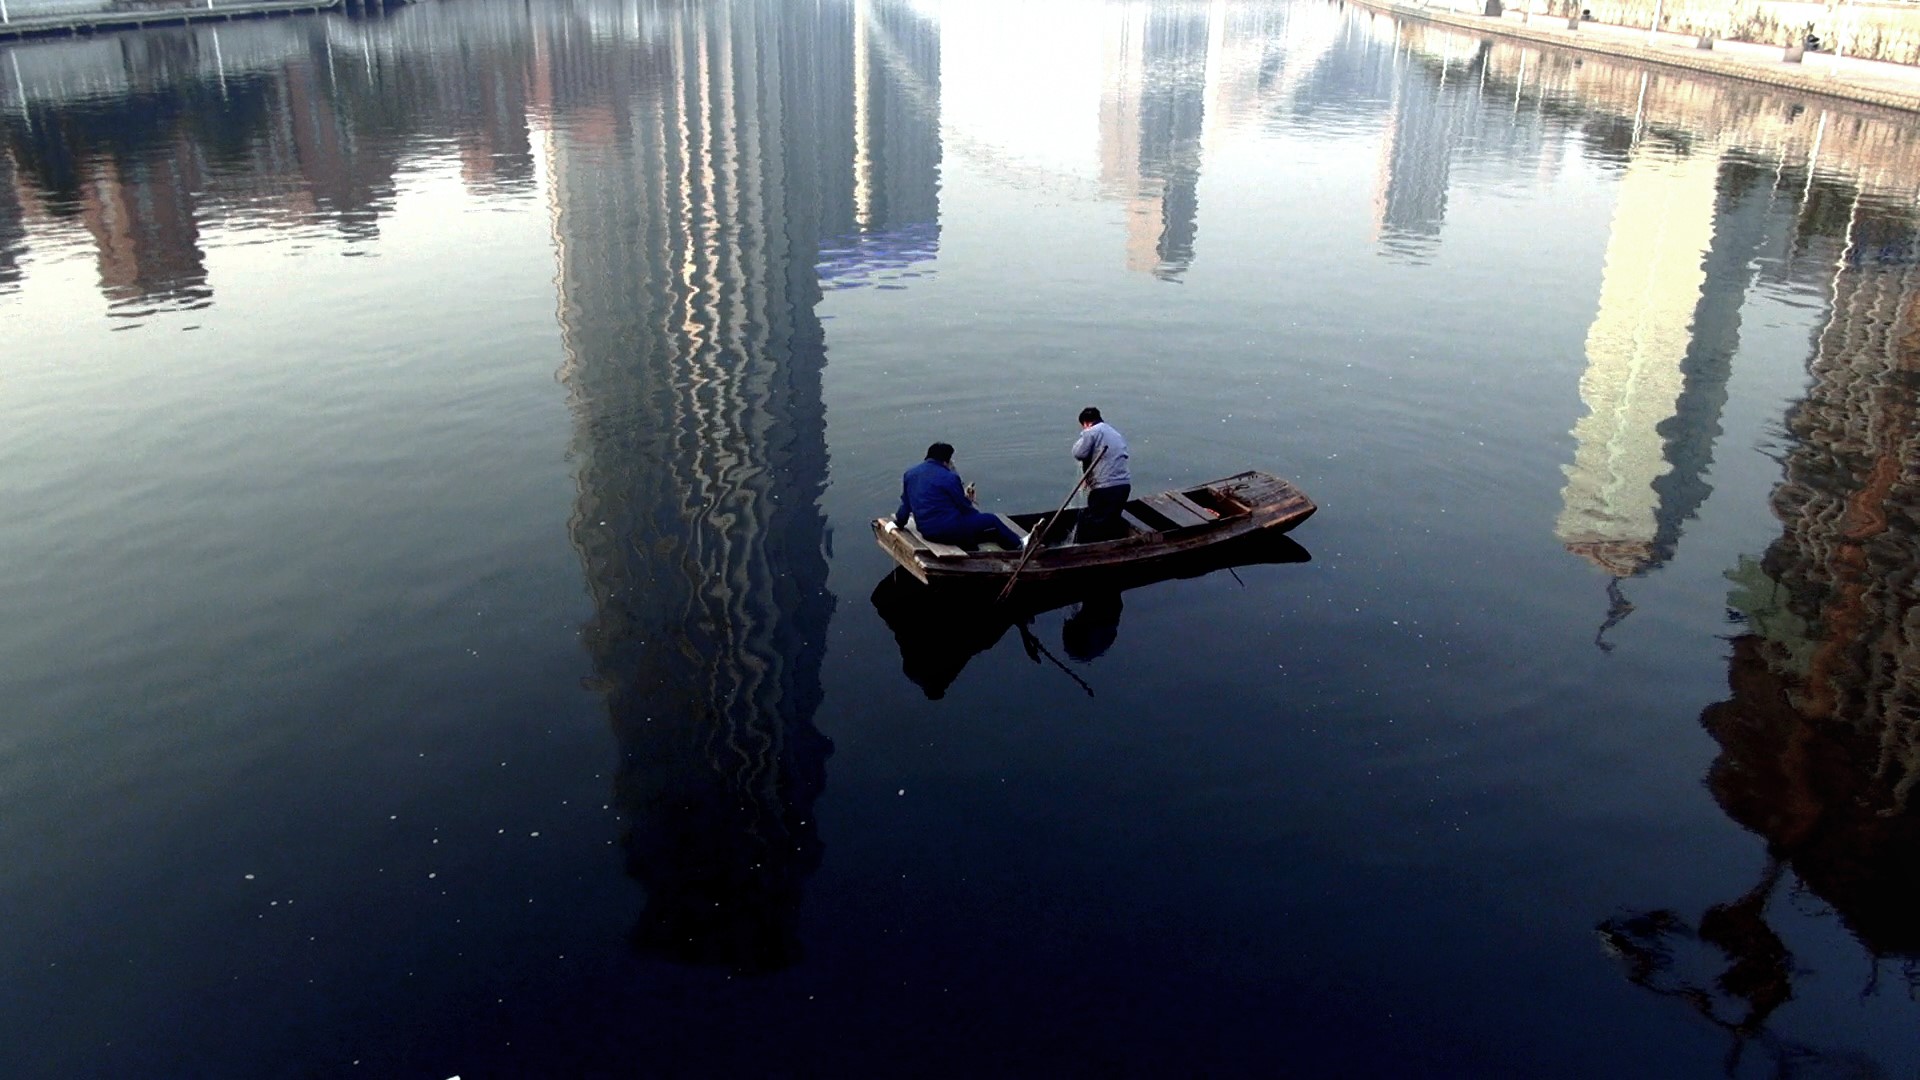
[1140,492,1210,528]
[901,516,1024,556]
[1121,509,1157,536]
[1166,490,1224,521]
[899,519,969,558]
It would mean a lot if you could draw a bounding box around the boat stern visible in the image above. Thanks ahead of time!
[872,518,932,584]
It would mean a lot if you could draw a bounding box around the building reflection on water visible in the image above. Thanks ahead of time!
[1354,14,1920,650]
[0,138,27,293]
[542,0,939,970]
[1356,14,1920,1058]
[0,10,540,313]
[0,0,941,973]
[3,0,1919,1001]
[1712,228,1920,921]
[542,0,837,972]
[1100,2,1209,281]
[1599,235,1920,1072]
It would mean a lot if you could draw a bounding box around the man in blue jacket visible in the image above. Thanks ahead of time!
[895,442,1024,549]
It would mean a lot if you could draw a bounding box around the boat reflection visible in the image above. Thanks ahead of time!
[871,533,1310,699]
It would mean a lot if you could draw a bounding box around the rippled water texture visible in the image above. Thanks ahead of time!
[3,0,1918,1074]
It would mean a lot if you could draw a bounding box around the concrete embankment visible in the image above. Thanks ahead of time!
[1346,0,1920,113]
[0,0,340,41]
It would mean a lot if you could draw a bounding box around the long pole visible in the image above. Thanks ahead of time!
[1016,623,1095,698]
[997,447,1103,603]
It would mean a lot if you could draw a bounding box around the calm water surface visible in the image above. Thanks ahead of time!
[3,0,1919,1074]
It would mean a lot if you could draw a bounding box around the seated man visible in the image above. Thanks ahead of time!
[895,442,1024,550]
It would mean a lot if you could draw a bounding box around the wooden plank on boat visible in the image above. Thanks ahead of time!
[1217,471,1292,506]
[899,519,970,558]
[1142,492,1209,528]
[918,535,970,558]
[874,520,932,582]
[1121,510,1157,536]
[1166,490,1221,521]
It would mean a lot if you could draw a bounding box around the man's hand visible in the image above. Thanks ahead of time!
[965,482,978,503]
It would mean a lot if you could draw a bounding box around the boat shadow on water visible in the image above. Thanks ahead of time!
[870,532,1311,699]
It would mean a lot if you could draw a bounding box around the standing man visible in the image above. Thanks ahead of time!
[895,442,1025,550]
[1070,407,1130,541]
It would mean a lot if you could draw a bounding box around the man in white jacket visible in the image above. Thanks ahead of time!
[1070,406,1131,541]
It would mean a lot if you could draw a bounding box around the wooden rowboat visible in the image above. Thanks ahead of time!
[871,469,1315,587]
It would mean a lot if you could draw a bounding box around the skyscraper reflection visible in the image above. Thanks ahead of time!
[1101,1,1208,282]
[0,0,947,972]
[544,0,939,971]
[819,0,940,288]
[1556,147,1719,582]
[1357,19,1920,640]
[1555,151,1917,643]
[1371,40,1480,261]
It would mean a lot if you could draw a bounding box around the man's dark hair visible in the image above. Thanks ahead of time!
[1078,407,1102,425]
[925,442,955,463]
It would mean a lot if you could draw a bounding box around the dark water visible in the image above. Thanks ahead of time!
[3,1,1919,1075]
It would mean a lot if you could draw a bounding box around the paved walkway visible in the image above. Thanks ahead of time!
[1352,0,1920,113]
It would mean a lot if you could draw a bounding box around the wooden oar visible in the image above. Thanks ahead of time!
[997,446,1104,604]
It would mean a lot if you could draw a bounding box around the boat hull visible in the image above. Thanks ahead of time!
[871,469,1315,588]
